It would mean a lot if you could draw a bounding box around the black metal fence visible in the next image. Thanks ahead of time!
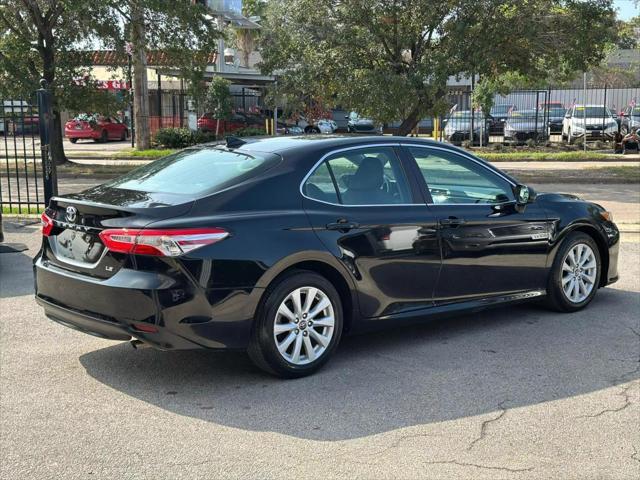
[434,85,640,146]
[1,96,44,214]
[1,85,56,214]
[147,85,263,135]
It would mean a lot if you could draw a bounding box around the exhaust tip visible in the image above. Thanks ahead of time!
[130,339,151,350]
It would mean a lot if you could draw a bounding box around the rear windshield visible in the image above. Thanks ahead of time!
[104,147,279,195]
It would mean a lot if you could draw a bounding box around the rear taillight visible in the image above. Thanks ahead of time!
[41,212,54,236]
[99,228,229,257]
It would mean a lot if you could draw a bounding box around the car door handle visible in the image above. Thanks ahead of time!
[326,220,360,231]
[439,218,466,227]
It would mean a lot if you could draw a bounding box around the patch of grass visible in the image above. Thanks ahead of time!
[2,205,41,215]
[114,148,176,159]
[479,152,615,162]
[591,166,640,182]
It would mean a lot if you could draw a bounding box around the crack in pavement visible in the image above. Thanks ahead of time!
[576,362,640,419]
[424,459,534,473]
[632,445,640,464]
[467,399,510,451]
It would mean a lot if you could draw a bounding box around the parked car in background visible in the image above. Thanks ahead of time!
[540,105,567,134]
[197,112,248,134]
[346,112,381,134]
[443,110,489,145]
[65,115,128,143]
[562,105,618,144]
[503,109,547,144]
[489,104,516,134]
[316,119,337,134]
[34,136,619,378]
[384,118,433,135]
[619,105,640,135]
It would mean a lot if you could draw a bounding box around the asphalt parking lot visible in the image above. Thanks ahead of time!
[1,222,639,479]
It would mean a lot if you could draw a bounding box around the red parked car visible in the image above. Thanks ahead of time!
[65,115,129,143]
[196,112,253,134]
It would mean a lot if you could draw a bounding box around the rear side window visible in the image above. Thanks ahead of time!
[105,148,279,195]
[302,146,415,205]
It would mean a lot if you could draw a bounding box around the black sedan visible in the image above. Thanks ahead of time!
[34,136,620,378]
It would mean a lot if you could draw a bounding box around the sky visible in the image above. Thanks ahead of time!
[613,0,638,20]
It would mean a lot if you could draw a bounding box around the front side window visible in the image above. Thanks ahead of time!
[408,147,514,205]
[302,146,414,205]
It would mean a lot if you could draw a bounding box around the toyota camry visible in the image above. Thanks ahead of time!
[34,136,620,378]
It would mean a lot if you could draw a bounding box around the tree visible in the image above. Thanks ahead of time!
[615,16,640,49]
[102,1,221,149]
[204,77,232,138]
[0,1,123,165]
[229,0,267,68]
[260,0,617,135]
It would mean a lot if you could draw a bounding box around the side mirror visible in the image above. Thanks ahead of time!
[514,184,536,205]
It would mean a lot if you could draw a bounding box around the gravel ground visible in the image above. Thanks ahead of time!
[0,219,639,479]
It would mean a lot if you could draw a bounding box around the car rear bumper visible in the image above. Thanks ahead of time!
[571,131,614,140]
[65,129,99,139]
[34,255,260,350]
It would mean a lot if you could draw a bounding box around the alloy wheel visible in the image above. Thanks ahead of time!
[561,243,597,303]
[273,286,335,365]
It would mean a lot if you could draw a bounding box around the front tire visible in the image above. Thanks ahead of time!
[69,138,78,144]
[248,271,343,378]
[546,232,601,312]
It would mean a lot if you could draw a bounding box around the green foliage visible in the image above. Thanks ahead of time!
[154,128,194,149]
[615,16,639,49]
[232,127,267,137]
[260,0,618,135]
[0,1,123,114]
[153,128,218,149]
[204,77,233,120]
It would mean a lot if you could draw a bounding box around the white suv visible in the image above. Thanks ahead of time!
[562,104,618,144]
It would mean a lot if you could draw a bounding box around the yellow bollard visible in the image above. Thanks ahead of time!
[433,117,439,140]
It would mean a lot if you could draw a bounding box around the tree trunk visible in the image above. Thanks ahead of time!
[396,104,423,136]
[131,1,151,150]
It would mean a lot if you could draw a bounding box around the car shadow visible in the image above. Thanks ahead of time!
[79,286,640,441]
[0,221,38,298]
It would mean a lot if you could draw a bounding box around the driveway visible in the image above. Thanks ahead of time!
[0,224,639,479]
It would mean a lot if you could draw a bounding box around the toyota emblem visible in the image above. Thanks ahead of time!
[65,206,78,223]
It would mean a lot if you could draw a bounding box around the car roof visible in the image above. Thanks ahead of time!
[222,135,460,156]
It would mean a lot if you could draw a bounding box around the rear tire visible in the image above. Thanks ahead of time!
[100,130,108,143]
[248,270,343,378]
[69,138,78,144]
[545,232,601,312]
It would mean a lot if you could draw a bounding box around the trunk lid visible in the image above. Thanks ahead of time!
[43,186,195,279]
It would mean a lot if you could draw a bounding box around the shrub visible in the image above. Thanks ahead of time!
[525,138,537,148]
[491,142,504,151]
[232,127,267,137]
[191,130,218,145]
[461,140,472,149]
[154,128,194,148]
[154,128,223,148]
